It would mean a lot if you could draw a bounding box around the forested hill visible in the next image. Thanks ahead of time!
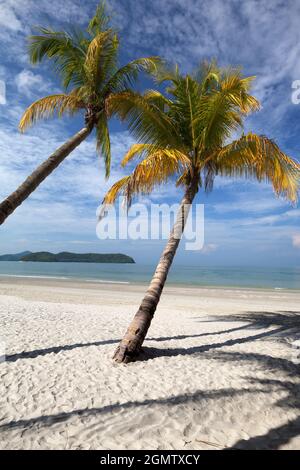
[0,251,135,264]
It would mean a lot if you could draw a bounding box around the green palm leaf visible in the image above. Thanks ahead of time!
[96,113,111,178]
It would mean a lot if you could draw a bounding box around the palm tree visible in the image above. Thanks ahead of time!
[103,62,300,363]
[0,3,160,225]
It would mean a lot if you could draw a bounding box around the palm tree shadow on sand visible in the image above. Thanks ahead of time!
[140,310,300,449]
[4,310,299,363]
[0,387,265,433]
[139,310,300,361]
[209,354,300,450]
[1,310,300,449]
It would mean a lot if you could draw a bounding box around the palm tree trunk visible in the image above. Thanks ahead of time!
[113,181,198,363]
[0,125,93,225]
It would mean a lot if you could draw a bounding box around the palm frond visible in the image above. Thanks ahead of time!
[154,63,180,86]
[121,144,152,166]
[103,57,162,95]
[102,148,191,212]
[29,28,87,88]
[186,76,198,150]
[97,33,119,88]
[175,172,188,187]
[107,91,179,148]
[125,149,191,207]
[165,74,201,150]
[194,71,260,151]
[102,176,131,205]
[87,1,111,36]
[99,175,131,221]
[213,133,300,202]
[220,72,260,113]
[143,90,172,111]
[96,113,111,178]
[194,60,220,92]
[84,30,114,91]
[196,94,244,150]
[19,93,84,132]
[121,143,190,169]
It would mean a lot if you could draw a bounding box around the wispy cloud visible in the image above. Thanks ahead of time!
[0,2,22,31]
[237,209,300,226]
[0,79,6,105]
[15,69,54,98]
[212,192,290,215]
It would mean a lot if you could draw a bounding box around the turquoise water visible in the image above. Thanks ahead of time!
[0,261,299,290]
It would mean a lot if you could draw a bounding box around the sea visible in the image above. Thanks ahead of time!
[0,262,299,290]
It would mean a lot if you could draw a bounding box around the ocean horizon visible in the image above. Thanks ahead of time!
[0,261,299,290]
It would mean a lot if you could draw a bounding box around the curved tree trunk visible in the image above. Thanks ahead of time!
[113,181,198,363]
[0,125,93,225]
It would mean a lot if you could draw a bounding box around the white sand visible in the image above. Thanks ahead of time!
[0,277,299,450]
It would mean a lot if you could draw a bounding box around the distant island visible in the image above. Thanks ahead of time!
[0,251,135,264]
[0,251,31,261]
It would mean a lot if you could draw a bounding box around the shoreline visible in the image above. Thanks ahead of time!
[0,274,299,293]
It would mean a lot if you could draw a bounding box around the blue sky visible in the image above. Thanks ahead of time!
[0,0,300,267]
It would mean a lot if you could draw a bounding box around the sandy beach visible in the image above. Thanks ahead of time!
[0,276,299,450]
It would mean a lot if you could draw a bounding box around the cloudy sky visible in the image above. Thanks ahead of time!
[0,0,300,266]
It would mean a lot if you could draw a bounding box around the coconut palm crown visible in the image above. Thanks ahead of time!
[20,2,160,177]
[106,62,300,204]
[103,62,300,363]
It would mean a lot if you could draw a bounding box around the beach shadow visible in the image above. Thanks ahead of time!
[199,310,300,331]
[3,338,120,363]
[229,416,300,450]
[0,386,265,432]
[229,379,300,449]
[230,378,300,449]
[203,350,300,449]
[1,325,284,362]
[147,324,249,342]
[3,310,299,363]
[203,350,300,375]
[140,325,288,360]
[140,310,300,361]
[1,328,248,363]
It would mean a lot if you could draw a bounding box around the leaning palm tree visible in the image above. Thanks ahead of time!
[104,62,300,363]
[0,3,160,225]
